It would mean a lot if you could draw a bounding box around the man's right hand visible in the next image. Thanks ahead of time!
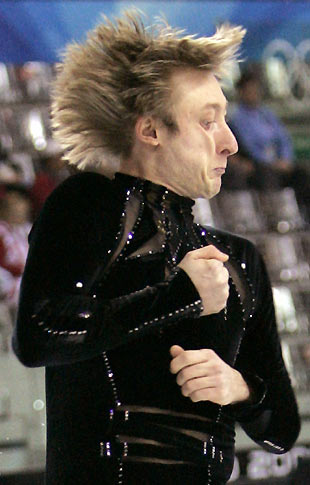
[178,245,229,316]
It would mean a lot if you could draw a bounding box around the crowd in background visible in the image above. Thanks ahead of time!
[223,67,310,223]
[0,142,69,350]
[0,64,309,351]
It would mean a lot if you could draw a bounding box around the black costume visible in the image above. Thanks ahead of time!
[13,172,300,484]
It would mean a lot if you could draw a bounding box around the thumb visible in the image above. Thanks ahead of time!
[193,244,229,263]
[170,345,184,358]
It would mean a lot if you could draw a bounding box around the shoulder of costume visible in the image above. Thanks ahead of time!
[29,171,124,247]
[201,225,258,261]
[43,171,123,212]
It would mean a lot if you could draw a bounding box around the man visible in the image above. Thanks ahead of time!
[230,69,294,172]
[0,184,32,312]
[13,11,300,485]
[225,70,310,220]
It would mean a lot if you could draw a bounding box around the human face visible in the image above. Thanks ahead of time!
[240,80,261,107]
[5,192,31,225]
[155,69,238,199]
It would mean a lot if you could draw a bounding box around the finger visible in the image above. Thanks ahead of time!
[176,361,217,386]
[189,388,218,403]
[190,245,229,262]
[189,387,228,405]
[181,376,218,397]
[170,345,184,358]
[170,349,215,374]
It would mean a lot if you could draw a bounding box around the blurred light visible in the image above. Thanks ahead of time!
[273,286,298,332]
[34,137,47,150]
[277,221,290,234]
[265,57,290,98]
[28,109,47,151]
[280,268,293,281]
[33,399,45,411]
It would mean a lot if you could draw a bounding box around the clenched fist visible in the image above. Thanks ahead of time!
[178,245,229,316]
[170,345,250,405]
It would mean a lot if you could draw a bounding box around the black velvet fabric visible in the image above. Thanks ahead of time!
[13,172,300,484]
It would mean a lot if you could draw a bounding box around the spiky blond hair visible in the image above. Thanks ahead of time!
[51,10,245,175]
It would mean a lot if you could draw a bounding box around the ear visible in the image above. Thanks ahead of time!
[135,116,159,147]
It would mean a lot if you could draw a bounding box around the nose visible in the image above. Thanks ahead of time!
[217,122,238,157]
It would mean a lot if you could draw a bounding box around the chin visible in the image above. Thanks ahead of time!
[210,178,222,198]
[198,180,220,200]
[212,184,222,198]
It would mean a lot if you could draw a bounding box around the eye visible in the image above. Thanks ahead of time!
[201,120,215,130]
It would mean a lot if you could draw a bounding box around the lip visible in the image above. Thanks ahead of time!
[214,167,226,175]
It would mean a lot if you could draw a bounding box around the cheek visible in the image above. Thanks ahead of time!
[190,130,214,154]
[179,132,207,158]
[167,129,214,175]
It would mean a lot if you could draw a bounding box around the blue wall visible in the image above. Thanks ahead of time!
[0,0,310,63]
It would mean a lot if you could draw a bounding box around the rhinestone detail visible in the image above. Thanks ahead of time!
[102,351,121,407]
[198,227,257,482]
[128,299,202,335]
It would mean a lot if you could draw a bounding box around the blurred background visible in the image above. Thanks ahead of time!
[0,1,309,483]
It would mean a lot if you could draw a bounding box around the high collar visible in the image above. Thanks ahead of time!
[114,173,195,213]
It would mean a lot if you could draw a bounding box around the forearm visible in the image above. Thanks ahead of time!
[226,320,300,453]
[223,244,300,453]
[240,369,300,453]
[13,267,202,367]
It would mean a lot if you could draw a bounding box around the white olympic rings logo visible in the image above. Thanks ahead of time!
[262,39,310,104]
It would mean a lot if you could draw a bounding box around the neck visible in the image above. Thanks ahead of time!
[119,154,182,197]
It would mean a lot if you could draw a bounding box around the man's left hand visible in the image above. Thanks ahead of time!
[170,345,250,405]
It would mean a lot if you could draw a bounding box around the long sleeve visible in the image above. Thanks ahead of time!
[12,173,202,368]
[261,108,293,161]
[227,246,300,453]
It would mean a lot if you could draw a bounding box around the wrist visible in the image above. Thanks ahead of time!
[232,370,251,404]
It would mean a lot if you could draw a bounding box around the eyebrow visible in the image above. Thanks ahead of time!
[202,101,227,111]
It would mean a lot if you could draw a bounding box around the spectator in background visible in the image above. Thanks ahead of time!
[224,69,310,220]
[0,141,36,188]
[30,141,69,217]
[230,69,293,176]
[0,184,32,314]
